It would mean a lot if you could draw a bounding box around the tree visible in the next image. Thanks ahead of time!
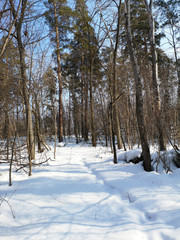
[0,39,20,161]
[155,0,180,131]
[74,0,89,141]
[144,0,166,151]
[76,0,102,146]
[9,0,36,176]
[98,0,124,162]
[0,0,22,59]
[74,0,91,141]
[45,0,72,142]
[111,0,123,153]
[63,0,102,146]
[53,0,63,142]
[125,0,151,171]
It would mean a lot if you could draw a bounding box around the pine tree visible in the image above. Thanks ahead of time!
[63,0,102,145]
[155,0,180,126]
[45,0,73,142]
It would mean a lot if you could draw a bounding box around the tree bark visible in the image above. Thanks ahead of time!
[125,0,151,171]
[9,0,35,176]
[109,103,117,163]
[84,75,89,141]
[68,90,71,138]
[81,35,85,139]
[113,0,122,150]
[72,88,79,144]
[53,0,63,142]
[34,95,42,153]
[89,59,96,147]
[144,0,166,151]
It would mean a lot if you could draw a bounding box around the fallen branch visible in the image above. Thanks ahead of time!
[155,152,173,173]
[15,157,52,172]
[32,158,51,166]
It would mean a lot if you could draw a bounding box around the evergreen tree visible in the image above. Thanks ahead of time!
[63,0,102,145]
[155,0,180,123]
[45,0,73,142]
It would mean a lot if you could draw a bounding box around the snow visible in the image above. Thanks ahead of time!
[1,139,180,240]
[117,148,142,162]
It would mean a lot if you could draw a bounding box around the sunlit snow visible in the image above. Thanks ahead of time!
[1,139,180,240]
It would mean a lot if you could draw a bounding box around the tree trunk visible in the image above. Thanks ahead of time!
[81,35,85,139]
[125,0,151,171]
[34,95,42,153]
[99,90,108,147]
[113,0,122,150]
[109,103,117,163]
[10,0,35,176]
[89,59,96,147]
[5,108,10,161]
[144,0,166,151]
[9,133,16,186]
[53,95,57,159]
[84,75,89,141]
[68,90,71,138]
[114,105,122,149]
[72,90,79,144]
[53,0,63,142]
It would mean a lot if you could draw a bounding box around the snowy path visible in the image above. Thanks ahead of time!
[1,141,180,240]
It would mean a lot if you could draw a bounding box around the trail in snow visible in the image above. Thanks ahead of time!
[0,140,180,240]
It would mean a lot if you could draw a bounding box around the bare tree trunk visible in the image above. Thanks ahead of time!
[9,132,16,186]
[53,0,63,142]
[113,105,122,149]
[125,0,151,171]
[5,109,10,161]
[98,2,122,152]
[144,0,166,151]
[34,95,42,153]
[68,90,71,138]
[119,111,127,151]
[27,104,35,175]
[72,90,79,144]
[84,76,89,142]
[81,36,85,139]
[10,0,35,176]
[99,90,108,147]
[109,103,117,163]
[81,75,85,139]
[89,60,96,147]
[109,115,113,152]
[54,98,57,159]
[113,0,122,150]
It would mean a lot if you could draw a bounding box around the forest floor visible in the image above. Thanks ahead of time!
[0,139,180,240]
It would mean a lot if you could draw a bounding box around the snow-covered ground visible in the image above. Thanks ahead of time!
[1,139,180,240]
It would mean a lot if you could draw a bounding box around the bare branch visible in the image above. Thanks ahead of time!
[0,0,22,59]
[97,4,114,49]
